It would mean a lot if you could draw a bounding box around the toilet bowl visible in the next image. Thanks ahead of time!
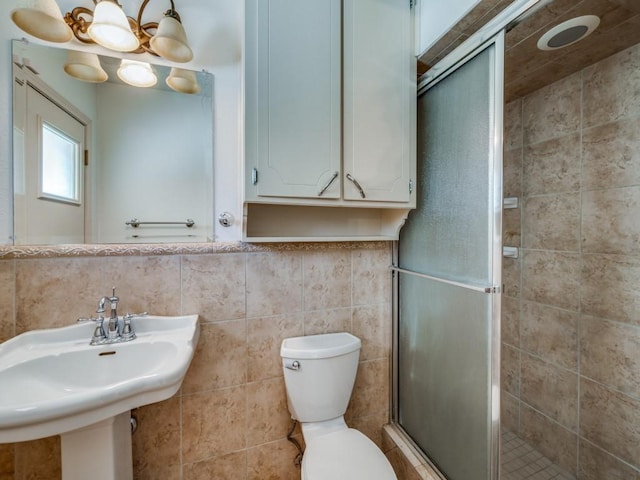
[281,333,397,480]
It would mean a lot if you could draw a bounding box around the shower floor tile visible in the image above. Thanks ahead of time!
[501,429,575,480]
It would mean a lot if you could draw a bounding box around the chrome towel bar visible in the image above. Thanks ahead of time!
[125,218,195,228]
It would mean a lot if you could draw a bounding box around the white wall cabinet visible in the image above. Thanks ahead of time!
[246,0,342,200]
[244,0,416,241]
[343,0,414,203]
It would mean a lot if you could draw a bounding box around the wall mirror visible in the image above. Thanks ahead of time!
[11,39,214,245]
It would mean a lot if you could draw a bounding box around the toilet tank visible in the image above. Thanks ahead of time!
[281,333,361,423]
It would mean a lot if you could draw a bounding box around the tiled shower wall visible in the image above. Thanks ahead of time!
[501,41,640,477]
[0,243,392,479]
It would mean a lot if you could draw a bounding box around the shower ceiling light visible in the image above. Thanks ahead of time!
[10,0,193,62]
[537,15,600,51]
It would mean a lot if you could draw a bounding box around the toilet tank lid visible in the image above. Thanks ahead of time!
[281,333,361,359]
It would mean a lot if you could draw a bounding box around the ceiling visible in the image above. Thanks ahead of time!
[505,0,640,101]
[417,0,640,103]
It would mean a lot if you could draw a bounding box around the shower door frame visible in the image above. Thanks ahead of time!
[391,30,505,480]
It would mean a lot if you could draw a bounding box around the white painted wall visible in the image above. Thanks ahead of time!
[416,0,481,56]
[0,0,243,243]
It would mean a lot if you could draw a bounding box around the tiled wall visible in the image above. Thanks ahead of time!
[501,41,640,478]
[0,243,392,479]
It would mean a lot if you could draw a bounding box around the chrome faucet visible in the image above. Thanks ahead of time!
[98,287,120,340]
[79,287,146,345]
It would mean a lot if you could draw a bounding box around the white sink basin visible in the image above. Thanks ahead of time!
[0,314,199,443]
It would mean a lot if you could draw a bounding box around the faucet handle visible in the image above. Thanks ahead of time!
[90,317,107,345]
[121,312,146,341]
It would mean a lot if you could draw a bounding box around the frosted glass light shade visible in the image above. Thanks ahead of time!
[64,50,108,83]
[87,0,139,52]
[166,68,200,94]
[11,0,73,43]
[149,15,193,63]
[117,59,157,87]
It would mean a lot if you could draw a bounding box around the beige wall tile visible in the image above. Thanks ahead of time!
[246,377,290,447]
[247,313,303,382]
[132,464,180,480]
[522,133,581,195]
[132,397,181,479]
[581,378,640,467]
[501,296,520,347]
[583,116,640,190]
[347,358,390,420]
[501,392,519,433]
[0,443,13,478]
[522,250,580,311]
[303,307,351,336]
[583,43,640,128]
[579,439,640,480]
[100,256,181,316]
[350,412,389,449]
[504,99,523,151]
[182,386,246,463]
[581,315,640,398]
[502,257,521,298]
[583,187,640,256]
[503,148,522,198]
[181,254,246,322]
[246,252,302,318]
[523,72,581,145]
[352,303,391,361]
[520,354,578,430]
[0,260,15,343]
[13,436,61,480]
[247,438,300,480]
[581,254,640,325]
[522,193,580,251]
[302,250,351,311]
[520,301,578,370]
[15,257,106,332]
[183,451,247,480]
[502,207,521,248]
[520,404,577,474]
[501,345,520,396]
[182,319,247,394]
[352,248,391,306]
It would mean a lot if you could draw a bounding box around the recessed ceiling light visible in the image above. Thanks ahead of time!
[537,15,600,51]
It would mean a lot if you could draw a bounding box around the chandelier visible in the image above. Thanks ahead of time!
[11,0,193,63]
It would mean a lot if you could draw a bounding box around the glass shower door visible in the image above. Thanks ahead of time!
[394,32,504,480]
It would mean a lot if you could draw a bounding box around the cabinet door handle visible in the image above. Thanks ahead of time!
[346,173,366,199]
[318,171,339,196]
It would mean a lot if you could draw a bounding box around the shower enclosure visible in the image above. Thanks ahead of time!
[393,32,504,480]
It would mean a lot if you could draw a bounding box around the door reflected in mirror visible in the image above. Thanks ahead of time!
[11,39,214,245]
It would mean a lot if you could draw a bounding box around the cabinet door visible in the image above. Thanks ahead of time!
[246,0,341,199]
[343,0,415,202]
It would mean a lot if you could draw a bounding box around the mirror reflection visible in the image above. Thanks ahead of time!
[11,39,214,245]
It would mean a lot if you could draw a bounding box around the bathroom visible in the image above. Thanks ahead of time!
[1,1,640,480]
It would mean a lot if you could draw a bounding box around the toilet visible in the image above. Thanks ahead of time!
[280,332,397,480]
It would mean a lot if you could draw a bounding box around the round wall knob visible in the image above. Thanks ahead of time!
[218,212,234,227]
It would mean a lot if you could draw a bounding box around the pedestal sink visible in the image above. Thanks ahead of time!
[0,314,199,480]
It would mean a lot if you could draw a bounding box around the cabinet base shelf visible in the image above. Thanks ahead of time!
[243,203,410,242]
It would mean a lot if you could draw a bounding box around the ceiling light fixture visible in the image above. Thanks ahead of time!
[166,67,200,94]
[63,49,108,82]
[117,59,157,87]
[10,0,193,62]
[537,15,600,51]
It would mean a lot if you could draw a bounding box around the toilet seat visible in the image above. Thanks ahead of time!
[302,428,397,480]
